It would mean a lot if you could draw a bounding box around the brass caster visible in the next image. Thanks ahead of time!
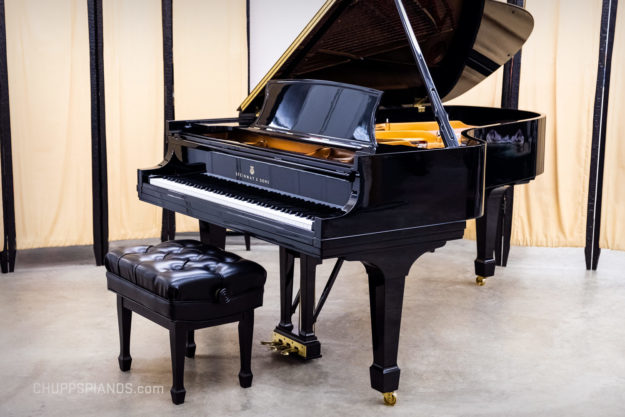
[476,276,486,286]
[383,392,397,406]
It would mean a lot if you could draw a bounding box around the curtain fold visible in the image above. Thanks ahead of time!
[104,0,248,240]
[511,0,602,248]
[451,0,608,248]
[5,0,92,249]
[103,0,164,242]
[172,0,248,233]
[2,0,623,250]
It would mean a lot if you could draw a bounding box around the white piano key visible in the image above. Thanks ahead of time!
[149,177,314,231]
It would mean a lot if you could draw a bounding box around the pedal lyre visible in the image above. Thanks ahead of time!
[261,331,308,358]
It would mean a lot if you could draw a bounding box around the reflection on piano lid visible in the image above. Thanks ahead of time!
[239,0,534,113]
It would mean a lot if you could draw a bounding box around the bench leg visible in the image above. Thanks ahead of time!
[238,310,254,388]
[116,296,132,372]
[186,330,196,358]
[170,325,187,404]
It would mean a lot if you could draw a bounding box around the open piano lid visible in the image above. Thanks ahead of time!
[239,0,534,114]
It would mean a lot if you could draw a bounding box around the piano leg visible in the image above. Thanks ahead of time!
[495,186,514,267]
[356,244,438,405]
[278,247,296,332]
[198,220,226,249]
[365,264,405,405]
[474,186,509,285]
[298,254,321,341]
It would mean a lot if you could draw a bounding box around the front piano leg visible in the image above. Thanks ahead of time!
[365,264,405,406]
[278,247,295,332]
[356,245,436,406]
[474,186,510,285]
[297,254,321,357]
[198,220,226,249]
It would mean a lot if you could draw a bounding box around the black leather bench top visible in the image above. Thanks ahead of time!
[104,240,266,302]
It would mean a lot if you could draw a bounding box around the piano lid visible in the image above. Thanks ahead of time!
[239,0,534,113]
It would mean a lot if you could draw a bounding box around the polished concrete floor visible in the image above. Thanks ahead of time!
[1,237,625,416]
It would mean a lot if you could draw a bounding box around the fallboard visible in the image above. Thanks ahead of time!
[184,147,355,209]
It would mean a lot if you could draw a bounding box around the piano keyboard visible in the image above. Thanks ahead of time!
[150,176,316,230]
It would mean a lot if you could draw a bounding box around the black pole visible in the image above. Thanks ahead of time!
[393,0,458,148]
[501,0,524,109]
[585,0,618,270]
[246,0,250,94]
[88,0,109,266]
[0,0,17,273]
[493,0,525,268]
[160,0,176,241]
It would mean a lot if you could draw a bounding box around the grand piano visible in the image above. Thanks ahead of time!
[137,0,544,405]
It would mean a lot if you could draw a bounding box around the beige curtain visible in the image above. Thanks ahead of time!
[600,3,625,251]
[3,0,247,248]
[104,0,248,240]
[512,0,602,247]
[172,0,248,233]
[2,0,623,251]
[451,0,616,249]
[103,0,165,242]
[4,0,92,249]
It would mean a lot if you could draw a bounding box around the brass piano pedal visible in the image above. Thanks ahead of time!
[279,346,299,356]
[271,344,290,353]
[263,332,308,358]
[476,276,486,286]
[260,340,283,351]
[383,392,397,406]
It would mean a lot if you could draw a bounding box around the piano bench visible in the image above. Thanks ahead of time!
[104,240,266,405]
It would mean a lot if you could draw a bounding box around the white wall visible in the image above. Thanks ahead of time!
[249,0,326,90]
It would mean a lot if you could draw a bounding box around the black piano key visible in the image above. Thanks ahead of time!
[161,174,343,220]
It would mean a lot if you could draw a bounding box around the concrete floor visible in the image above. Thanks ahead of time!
[1,237,625,417]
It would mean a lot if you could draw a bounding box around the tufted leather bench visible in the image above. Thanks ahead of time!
[105,240,266,404]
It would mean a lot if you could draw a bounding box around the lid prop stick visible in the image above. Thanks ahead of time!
[393,0,459,147]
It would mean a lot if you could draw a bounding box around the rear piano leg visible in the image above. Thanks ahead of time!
[475,186,509,285]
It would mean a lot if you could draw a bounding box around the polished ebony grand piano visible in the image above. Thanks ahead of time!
[137,0,544,405]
